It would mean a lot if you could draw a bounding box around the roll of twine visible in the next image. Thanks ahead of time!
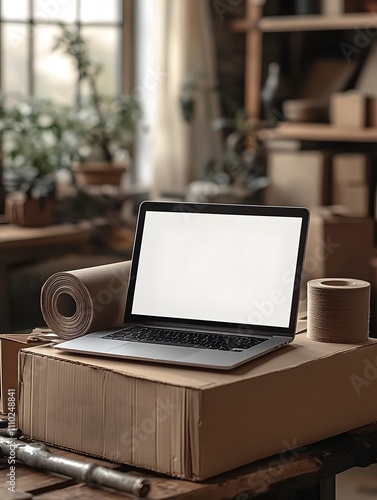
[307,278,370,343]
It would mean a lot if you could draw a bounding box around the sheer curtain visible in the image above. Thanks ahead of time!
[135,0,222,197]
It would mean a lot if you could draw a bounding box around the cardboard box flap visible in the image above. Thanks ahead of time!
[0,334,39,345]
[20,334,377,390]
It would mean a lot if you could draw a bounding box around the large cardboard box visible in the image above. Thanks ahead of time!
[304,208,374,283]
[19,337,377,480]
[266,150,331,208]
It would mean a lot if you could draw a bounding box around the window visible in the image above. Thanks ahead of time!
[0,0,126,104]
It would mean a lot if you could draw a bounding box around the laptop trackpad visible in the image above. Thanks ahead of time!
[107,343,201,361]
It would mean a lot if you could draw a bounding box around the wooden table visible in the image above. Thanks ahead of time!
[0,223,92,332]
[0,421,376,499]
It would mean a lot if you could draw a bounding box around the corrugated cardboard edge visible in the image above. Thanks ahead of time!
[19,349,201,478]
[0,335,49,414]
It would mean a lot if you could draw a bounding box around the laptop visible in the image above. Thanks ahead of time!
[55,201,309,370]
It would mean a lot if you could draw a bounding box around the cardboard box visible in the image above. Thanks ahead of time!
[19,337,377,480]
[304,208,374,283]
[332,184,369,217]
[321,0,344,15]
[0,334,49,414]
[321,0,360,14]
[330,92,377,128]
[266,150,331,208]
[331,154,373,217]
[332,154,371,184]
[330,91,366,128]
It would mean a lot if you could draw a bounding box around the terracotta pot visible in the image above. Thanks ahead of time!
[5,193,55,227]
[72,162,126,187]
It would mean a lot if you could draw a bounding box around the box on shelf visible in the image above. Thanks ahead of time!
[0,333,50,414]
[330,91,377,128]
[304,207,374,283]
[19,337,377,481]
[320,0,362,14]
[321,0,344,15]
[265,150,331,208]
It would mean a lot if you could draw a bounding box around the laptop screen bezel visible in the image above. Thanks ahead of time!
[124,201,309,338]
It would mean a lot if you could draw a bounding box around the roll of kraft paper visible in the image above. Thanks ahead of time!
[307,278,370,343]
[40,261,131,340]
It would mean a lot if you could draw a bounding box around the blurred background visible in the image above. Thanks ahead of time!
[1,0,377,340]
[1,2,377,496]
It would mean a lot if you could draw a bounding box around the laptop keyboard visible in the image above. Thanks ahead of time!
[103,327,268,352]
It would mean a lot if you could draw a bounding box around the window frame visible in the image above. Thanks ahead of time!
[0,0,134,98]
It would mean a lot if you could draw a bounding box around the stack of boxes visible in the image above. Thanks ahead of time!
[266,92,377,333]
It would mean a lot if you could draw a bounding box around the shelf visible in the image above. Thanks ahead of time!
[231,12,377,33]
[259,123,377,142]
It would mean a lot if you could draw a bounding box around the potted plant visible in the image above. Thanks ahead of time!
[53,24,142,186]
[0,94,76,226]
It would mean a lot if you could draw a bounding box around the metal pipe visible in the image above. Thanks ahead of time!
[0,437,149,497]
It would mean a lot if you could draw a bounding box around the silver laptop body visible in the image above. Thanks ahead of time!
[55,201,309,370]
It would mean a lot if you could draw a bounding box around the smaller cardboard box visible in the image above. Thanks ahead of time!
[332,153,371,184]
[330,91,366,128]
[304,207,374,283]
[321,0,343,15]
[332,184,369,217]
[0,334,50,414]
[266,150,331,208]
[19,336,377,480]
[331,154,373,217]
[330,92,377,128]
[321,0,363,14]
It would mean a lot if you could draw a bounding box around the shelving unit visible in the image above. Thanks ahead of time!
[232,3,377,327]
[232,12,377,33]
[259,123,377,142]
[231,2,377,129]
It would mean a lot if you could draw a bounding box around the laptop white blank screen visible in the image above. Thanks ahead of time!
[131,211,302,328]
